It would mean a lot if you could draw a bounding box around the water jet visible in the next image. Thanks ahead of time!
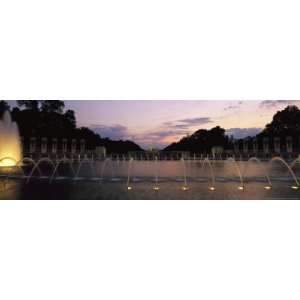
[0,111,22,167]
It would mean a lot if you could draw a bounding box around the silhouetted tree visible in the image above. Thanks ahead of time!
[0,101,10,117]
[163,126,231,153]
[163,105,300,153]
[63,110,76,130]
[11,100,143,153]
[41,100,65,114]
[259,105,300,137]
[17,100,40,111]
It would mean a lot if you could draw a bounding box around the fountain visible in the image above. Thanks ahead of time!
[269,157,299,189]
[126,158,134,190]
[0,111,22,167]
[227,157,244,190]
[181,157,188,191]
[75,157,97,180]
[1,150,300,199]
[100,158,118,181]
[0,110,299,199]
[153,156,160,191]
[26,157,56,183]
[200,158,216,191]
[49,157,75,184]
[243,157,272,189]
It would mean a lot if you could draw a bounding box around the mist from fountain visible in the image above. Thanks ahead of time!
[269,156,299,188]
[100,158,118,181]
[201,158,216,190]
[126,157,134,190]
[18,157,41,177]
[243,157,272,188]
[226,157,244,189]
[26,157,56,183]
[50,157,75,184]
[1,152,300,194]
[75,157,97,180]
[290,155,300,171]
[0,111,22,167]
[181,157,188,190]
[153,156,160,191]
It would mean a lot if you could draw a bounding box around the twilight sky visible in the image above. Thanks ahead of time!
[63,100,299,149]
[8,100,300,149]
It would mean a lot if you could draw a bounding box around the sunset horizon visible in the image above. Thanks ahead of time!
[1,99,300,201]
[49,100,300,149]
[6,100,300,149]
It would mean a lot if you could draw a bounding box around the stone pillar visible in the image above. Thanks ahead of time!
[52,138,57,154]
[274,137,280,154]
[243,139,248,154]
[263,137,269,155]
[41,137,48,154]
[253,138,258,154]
[62,138,68,154]
[234,140,239,154]
[286,136,293,154]
[30,137,36,154]
[71,139,77,154]
[80,139,85,154]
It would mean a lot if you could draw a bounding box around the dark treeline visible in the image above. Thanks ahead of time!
[163,126,233,153]
[1,101,300,154]
[163,105,300,153]
[0,100,143,154]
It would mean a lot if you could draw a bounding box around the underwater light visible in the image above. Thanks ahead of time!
[264,186,272,190]
[127,186,132,191]
[238,186,244,191]
[209,186,215,191]
[181,186,189,191]
[153,186,160,191]
[291,185,299,190]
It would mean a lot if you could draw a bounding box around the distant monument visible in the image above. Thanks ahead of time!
[263,137,269,155]
[95,146,106,158]
[274,137,280,154]
[211,146,223,158]
[233,140,239,154]
[252,138,258,154]
[243,139,248,154]
[286,136,293,154]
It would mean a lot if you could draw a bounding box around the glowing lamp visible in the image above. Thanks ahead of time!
[182,186,189,191]
[291,185,299,190]
[209,186,215,191]
[127,186,132,191]
[238,186,244,191]
[264,186,272,190]
[153,186,160,191]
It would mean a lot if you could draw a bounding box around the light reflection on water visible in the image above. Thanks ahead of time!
[0,160,300,200]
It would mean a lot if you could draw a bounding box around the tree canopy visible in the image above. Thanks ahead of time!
[2,101,300,153]
[163,126,232,153]
[1,100,143,154]
[0,101,10,117]
[163,105,300,152]
[259,105,300,137]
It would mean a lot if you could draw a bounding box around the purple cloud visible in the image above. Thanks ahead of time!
[89,124,130,140]
[226,127,262,139]
[259,100,300,108]
[163,117,213,130]
[224,102,243,111]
